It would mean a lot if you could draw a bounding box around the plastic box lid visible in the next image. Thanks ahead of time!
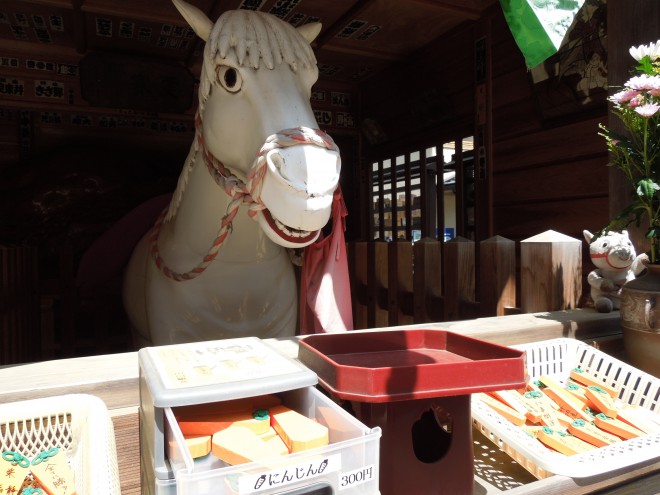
[139,337,317,407]
[298,329,527,402]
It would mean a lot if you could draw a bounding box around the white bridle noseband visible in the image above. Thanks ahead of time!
[149,113,338,281]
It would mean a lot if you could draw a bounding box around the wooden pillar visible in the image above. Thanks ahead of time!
[349,242,369,330]
[373,241,389,328]
[413,238,443,322]
[520,230,582,313]
[443,236,475,321]
[474,14,493,242]
[479,235,516,316]
[391,241,414,326]
[608,0,660,253]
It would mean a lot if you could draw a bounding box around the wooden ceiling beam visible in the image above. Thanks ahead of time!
[0,38,81,59]
[78,0,184,25]
[314,0,378,50]
[318,44,403,62]
[406,0,483,20]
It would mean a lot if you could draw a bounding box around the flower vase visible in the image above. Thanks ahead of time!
[620,263,660,378]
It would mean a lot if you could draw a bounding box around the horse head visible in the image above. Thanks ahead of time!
[584,229,636,272]
[171,0,340,248]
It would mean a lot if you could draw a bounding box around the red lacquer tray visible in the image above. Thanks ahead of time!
[298,329,527,402]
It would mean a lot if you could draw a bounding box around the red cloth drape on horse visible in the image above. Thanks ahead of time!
[298,187,353,334]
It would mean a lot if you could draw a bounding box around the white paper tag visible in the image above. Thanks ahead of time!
[238,454,341,494]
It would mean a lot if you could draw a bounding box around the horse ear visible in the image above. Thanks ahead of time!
[297,22,322,44]
[583,230,593,243]
[172,0,213,42]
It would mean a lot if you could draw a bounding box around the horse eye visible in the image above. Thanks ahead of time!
[216,66,241,93]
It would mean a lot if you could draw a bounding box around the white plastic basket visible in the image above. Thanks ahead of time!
[0,393,121,494]
[471,338,660,479]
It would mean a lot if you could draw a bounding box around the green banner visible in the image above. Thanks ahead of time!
[500,0,585,68]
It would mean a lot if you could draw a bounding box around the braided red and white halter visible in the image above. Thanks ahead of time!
[149,114,338,281]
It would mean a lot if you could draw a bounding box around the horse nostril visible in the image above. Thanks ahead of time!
[270,151,285,173]
[267,149,308,189]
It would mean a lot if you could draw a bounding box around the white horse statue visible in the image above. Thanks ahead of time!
[123,0,341,346]
[583,230,646,313]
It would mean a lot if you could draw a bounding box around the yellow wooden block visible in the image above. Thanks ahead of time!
[212,426,285,465]
[265,432,290,456]
[0,452,30,495]
[30,449,77,495]
[270,405,329,453]
[258,426,279,442]
[184,434,212,458]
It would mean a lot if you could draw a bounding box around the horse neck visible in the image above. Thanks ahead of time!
[166,151,282,264]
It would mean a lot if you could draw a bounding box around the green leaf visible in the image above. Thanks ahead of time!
[636,178,660,199]
[646,226,660,239]
[635,55,655,75]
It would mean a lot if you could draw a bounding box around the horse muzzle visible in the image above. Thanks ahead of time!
[258,141,340,248]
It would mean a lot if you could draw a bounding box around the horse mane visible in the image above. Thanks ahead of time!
[200,10,317,108]
[166,10,317,222]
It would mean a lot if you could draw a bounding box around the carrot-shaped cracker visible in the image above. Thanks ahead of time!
[617,405,660,435]
[538,375,592,422]
[537,426,595,455]
[568,419,621,448]
[569,368,618,398]
[477,393,527,426]
[594,413,645,440]
[517,390,562,428]
[488,390,528,417]
[584,385,618,418]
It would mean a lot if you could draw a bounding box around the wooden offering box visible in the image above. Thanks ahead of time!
[298,329,527,495]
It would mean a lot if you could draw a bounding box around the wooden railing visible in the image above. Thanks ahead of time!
[2,230,585,364]
[348,230,583,330]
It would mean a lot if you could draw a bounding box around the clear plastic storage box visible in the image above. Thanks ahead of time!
[139,337,381,495]
[472,338,660,479]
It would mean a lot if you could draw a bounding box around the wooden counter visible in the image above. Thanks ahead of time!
[1,309,659,494]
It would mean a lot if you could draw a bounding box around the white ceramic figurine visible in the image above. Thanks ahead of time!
[123,1,341,346]
[583,230,647,313]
